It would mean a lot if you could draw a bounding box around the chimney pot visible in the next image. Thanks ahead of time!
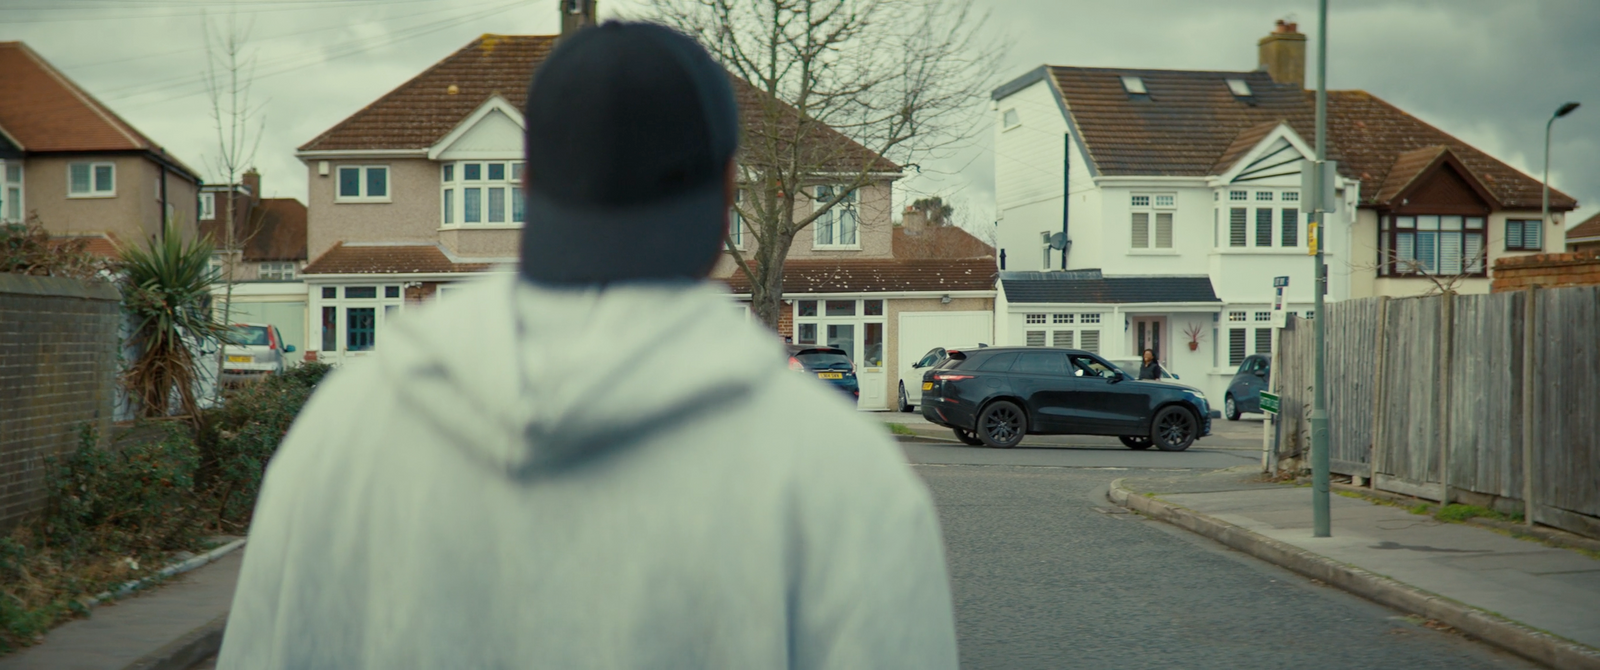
[1258,20,1307,88]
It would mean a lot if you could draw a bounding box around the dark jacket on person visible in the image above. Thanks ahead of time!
[1138,361,1165,380]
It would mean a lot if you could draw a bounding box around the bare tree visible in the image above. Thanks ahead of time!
[203,8,266,399]
[651,0,1001,328]
[1353,247,1487,296]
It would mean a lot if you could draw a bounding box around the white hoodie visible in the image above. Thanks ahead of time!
[218,275,958,669]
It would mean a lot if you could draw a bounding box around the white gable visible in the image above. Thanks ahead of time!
[1216,123,1314,188]
[430,96,524,160]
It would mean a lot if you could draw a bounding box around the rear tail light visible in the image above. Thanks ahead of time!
[934,373,974,381]
[788,356,803,371]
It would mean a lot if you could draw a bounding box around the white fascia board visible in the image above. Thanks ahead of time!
[1008,302,1223,312]
[211,281,309,297]
[1092,175,1209,188]
[300,269,514,283]
[427,95,525,161]
[296,149,428,159]
[722,290,996,300]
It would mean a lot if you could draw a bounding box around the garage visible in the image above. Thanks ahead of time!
[896,310,993,411]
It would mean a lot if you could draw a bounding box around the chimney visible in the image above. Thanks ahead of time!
[1258,19,1306,88]
[901,205,927,234]
[561,0,597,38]
[242,168,261,206]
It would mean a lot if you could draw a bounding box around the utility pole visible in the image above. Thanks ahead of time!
[1309,0,1332,538]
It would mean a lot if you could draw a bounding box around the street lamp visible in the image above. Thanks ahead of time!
[1543,102,1580,229]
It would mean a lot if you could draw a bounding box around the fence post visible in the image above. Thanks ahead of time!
[1369,297,1390,488]
[1437,292,1454,506]
[1521,286,1538,525]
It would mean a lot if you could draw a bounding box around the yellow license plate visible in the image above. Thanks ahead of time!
[818,372,843,380]
[227,355,252,363]
[922,382,933,390]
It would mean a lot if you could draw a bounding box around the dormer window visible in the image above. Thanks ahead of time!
[1226,79,1253,97]
[1120,76,1147,95]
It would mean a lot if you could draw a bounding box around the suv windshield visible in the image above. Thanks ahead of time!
[229,326,270,347]
[795,351,852,371]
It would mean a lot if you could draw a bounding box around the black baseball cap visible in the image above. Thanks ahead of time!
[519,21,740,286]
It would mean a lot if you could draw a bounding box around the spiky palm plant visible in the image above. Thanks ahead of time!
[119,224,229,419]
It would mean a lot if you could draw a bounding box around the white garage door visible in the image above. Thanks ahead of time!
[897,311,993,408]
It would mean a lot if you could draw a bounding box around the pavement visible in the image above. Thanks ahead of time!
[0,550,241,670]
[1111,467,1600,670]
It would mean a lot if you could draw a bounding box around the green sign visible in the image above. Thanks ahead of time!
[1259,391,1280,414]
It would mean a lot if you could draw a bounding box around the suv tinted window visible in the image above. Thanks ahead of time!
[1013,351,1066,375]
[1069,354,1118,379]
[976,352,1019,372]
[796,351,852,370]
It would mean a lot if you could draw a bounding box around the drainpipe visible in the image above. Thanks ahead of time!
[159,163,169,241]
[1062,133,1071,269]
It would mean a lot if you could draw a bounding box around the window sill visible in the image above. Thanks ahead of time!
[334,197,392,204]
[439,223,524,231]
[67,192,116,199]
[1127,249,1178,255]
[812,246,863,251]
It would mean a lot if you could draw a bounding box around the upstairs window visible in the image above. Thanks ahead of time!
[68,162,115,197]
[1228,190,1300,248]
[336,165,388,202]
[1226,78,1253,97]
[1130,192,1175,249]
[259,261,296,281]
[1120,75,1147,94]
[729,190,745,247]
[441,161,524,226]
[1,162,22,222]
[199,192,216,220]
[1002,108,1021,129]
[1505,219,1542,251]
[812,185,858,248]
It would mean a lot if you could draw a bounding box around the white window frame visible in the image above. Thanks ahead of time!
[1,160,23,223]
[1129,192,1176,251]
[729,189,746,248]
[199,192,216,220]
[440,160,523,228]
[314,283,406,359]
[335,165,391,203]
[1001,108,1021,130]
[67,161,116,198]
[259,261,296,281]
[812,185,860,250]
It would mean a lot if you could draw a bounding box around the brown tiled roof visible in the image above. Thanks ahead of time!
[242,198,307,262]
[892,226,994,260]
[1373,145,1451,205]
[1210,121,1279,174]
[0,42,198,178]
[298,34,897,173]
[723,258,996,294]
[1570,212,1600,241]
[301,243,492,275]
[1042,66,1576,210]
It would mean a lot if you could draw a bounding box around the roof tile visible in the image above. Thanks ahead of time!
[999,269,1220,304]
[1570,211,1600,241]
[301,243,492,275]
[723,258,996,294]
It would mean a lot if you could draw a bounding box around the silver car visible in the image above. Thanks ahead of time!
[222,323,294,383]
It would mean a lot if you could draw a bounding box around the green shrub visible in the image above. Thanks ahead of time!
[41,424,203,558]
[201,362,334,528]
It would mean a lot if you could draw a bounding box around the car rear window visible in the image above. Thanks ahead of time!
[976,352,1018,372]
[229,326,270,346]
[1013,351,1066,375]
[795,352,852,370]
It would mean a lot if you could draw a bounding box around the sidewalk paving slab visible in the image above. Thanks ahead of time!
[0,551,241,670]
[1112,467,1600,670]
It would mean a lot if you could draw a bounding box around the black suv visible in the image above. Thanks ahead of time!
[920,347,1211,450]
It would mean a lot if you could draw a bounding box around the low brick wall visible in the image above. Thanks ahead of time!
[0,274,121,529]
[1491,250,1600,292]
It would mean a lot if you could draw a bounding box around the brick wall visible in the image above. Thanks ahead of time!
[1491,250,1600,292]
[0,274,121,529]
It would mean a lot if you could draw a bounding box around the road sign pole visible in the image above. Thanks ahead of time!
[1310,0,1332,538]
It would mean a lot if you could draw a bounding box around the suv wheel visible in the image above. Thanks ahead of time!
[977,401,1025,448]
[954,428,984,446]
[1151,406,1198,451]
[898,382,913,413]
[1224,394,1241,421]
[1119,436,1152,450]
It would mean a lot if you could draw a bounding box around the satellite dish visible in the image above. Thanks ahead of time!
[1047,232,1069,250]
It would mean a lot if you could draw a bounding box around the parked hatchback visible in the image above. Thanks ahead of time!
[787,345,859,401]
[899,344,987,412]
[1224,354,1270,420]
[222,323,293,383]
[920,347,1210,450]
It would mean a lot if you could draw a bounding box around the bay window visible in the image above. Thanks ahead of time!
[1223,189,1300,249]
[441,161,524,227]
[1381,214,1486,277]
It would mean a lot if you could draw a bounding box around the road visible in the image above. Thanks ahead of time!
[884,413,1537,669]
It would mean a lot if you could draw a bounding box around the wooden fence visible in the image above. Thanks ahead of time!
[1269,286,1600,539]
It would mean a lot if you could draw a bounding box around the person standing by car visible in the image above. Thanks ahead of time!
[219,22,958,669]
[1138,348,1167,380]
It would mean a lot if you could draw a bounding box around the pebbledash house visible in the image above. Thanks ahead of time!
[294,29,997,410]
[987,20,1577,406]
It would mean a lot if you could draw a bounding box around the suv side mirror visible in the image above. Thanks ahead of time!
[284,344,296,353]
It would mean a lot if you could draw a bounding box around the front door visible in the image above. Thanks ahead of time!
[1131,316,1166,360]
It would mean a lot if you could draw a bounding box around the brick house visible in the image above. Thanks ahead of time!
[200,169,311,351]
[1568,212,1600,253]
[988,20,1578,405]
[295,23,997,410]
[0,42,203,253]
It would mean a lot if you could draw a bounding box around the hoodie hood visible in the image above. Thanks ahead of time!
[378,275,784,478]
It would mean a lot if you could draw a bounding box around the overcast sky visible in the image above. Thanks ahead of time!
[9,0,1596,229]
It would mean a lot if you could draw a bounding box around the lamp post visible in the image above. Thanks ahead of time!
[1543,102,1580,230]
[1309,0,1331,539]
